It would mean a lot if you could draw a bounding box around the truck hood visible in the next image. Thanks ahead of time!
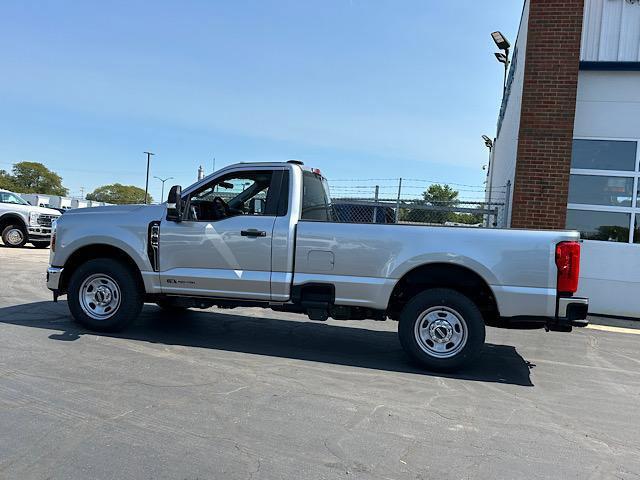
[4,203,61,217]
[34,206,63,216]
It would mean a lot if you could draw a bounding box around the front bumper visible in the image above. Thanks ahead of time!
[28,226,52,241]
[47,266,63,291]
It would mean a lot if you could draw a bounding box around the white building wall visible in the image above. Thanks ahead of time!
[581,0,640,62]
[488,1,529,226]
[574,69,640,317]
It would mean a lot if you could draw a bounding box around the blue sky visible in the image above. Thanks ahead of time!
[0,1,522,201]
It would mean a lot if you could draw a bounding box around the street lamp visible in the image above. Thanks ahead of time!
[482,135,495,227]
[143,151,155,204]
[491,31,511,51]
[154,176,174,203]
[491,31,511,93]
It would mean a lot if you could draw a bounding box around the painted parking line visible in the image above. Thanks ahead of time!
[586,324,640,335]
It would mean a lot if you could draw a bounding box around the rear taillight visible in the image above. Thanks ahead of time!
[555,241,580,294]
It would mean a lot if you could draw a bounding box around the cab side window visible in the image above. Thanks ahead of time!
[187,171,276,221]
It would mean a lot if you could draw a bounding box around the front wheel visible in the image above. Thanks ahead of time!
[1,225,28,248]
[67,258,143,332]
[398,288,485,372]
[31,241,50,249]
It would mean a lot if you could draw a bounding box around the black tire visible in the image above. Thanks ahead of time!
[1,224,28,248]
[398,288,485,372]
[31,241,50,249]
[67,258,143,332]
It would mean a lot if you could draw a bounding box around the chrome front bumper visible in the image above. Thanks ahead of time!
[28,226,52,240]
[47,267,63,291]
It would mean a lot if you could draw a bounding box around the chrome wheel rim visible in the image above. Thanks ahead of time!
[79,274,121,320]
[5,228,24,245]
[414,306,468,359]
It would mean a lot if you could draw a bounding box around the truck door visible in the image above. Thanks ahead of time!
[158,168,286,300]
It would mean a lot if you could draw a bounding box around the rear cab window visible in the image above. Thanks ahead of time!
[301,170,332,221]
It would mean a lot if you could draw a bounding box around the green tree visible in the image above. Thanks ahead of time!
[401,184,459,224]
[2,162,68,195]
[423,184,458,204]
[86,183,152,204]
[0,169,17,191]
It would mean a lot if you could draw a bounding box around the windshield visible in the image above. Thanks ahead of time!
[0,191,29,206]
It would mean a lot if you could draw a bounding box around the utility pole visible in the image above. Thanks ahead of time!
[154,176,174,203]
[212,157,216,173]
[79,187,85,199]
[143,151,154,204]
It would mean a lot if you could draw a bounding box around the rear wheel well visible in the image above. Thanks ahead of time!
[387,263,499,325]
[59,244,144,294]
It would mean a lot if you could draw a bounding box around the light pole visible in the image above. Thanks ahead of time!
[482,135,494,227]
[491,31,511,94]
[154,176,174,203]
[143,151,154,204]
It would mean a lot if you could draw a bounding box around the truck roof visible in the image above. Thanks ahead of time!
[184,161,324,195]
[208,161,323,176]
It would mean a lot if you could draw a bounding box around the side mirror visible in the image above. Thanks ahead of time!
[166,185,183,222]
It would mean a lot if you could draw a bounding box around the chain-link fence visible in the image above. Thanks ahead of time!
[329,178,510,228]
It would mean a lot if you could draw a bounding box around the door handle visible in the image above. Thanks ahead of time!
[241,229,267,237]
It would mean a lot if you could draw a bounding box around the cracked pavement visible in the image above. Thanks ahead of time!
[1,246,639,479]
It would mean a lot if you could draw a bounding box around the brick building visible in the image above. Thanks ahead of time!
[488,0,640,316]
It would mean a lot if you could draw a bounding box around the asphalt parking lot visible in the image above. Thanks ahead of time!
[1,246,639,479]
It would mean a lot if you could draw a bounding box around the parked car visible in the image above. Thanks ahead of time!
[0,189,61,248]
[46,161,588,371]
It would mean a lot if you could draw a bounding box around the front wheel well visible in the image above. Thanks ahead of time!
[0,214,27,232]
[387,263,500,325]
[59,244,144,294]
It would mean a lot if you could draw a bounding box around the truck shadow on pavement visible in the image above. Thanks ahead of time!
[0,301,535,386]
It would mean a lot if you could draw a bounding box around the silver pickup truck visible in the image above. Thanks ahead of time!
[46,161,588,371]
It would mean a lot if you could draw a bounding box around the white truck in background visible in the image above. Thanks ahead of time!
[0,189,60,248]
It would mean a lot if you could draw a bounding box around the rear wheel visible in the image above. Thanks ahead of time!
[398,288,485,372]
[68,258,143,332]
[2,225,27,248]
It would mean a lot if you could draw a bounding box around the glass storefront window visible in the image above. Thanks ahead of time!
[568,174,633,207]
[566,209,630,242]
[571,139,637,171]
